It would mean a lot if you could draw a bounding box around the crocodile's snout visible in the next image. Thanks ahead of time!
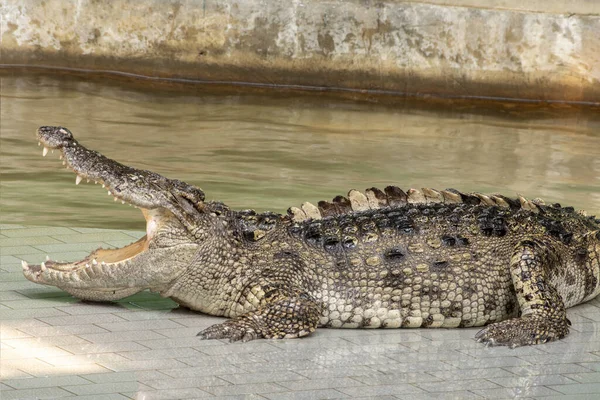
[37,126,74,149]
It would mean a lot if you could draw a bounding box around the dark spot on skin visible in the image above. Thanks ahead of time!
[304,223,322,244]
[423,314,434,327]
[536,279,547,292]
[521,271,531,280]
[575,248,588,261]
[240,209,257,217]
[457,236,469,246]
[492,217,507,236]
[243,230,256,241]
[323,237,339,250]
[432,260,449,269]
[560,232,573,245]
[343,237,357,248]
[289,224,302,236]
[385,247,405,259]
[441,236,456,246]
[505,298,518,315]
[565,271,576,285]
[524,294,533,302]
[564,206,575,213]
[459,319,472,328]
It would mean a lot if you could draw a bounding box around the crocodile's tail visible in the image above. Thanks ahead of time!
[287,186,547,222]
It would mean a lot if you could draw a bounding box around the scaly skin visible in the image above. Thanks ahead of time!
[22,126,600,347]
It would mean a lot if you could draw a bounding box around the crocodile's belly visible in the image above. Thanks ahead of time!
[315,271,516,329]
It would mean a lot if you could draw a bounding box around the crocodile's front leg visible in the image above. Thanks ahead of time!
[197,286,321,342]
[475,239,570,347]
[197,252,321,342]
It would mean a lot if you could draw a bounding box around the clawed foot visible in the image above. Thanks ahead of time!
[197,320,261,342]
[475,315,569,348]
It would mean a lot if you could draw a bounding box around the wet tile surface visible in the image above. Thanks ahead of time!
[1,224,600,399]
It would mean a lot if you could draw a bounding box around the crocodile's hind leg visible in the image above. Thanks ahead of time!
[475,239,570,347]
[197,286,321,342]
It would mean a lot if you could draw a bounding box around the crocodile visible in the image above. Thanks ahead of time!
[22,126,600,347]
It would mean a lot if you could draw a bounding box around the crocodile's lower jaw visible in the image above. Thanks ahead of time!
[21,218,152,286]
[21,176,167,286]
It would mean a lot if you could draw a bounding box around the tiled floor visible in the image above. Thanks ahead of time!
[1,224,599,400]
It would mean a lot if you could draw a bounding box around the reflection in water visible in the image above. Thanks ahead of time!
[1,74,599,229]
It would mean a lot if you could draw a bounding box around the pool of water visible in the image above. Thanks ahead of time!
[1,74,599,230]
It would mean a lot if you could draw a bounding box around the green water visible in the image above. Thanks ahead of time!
[1,74,599,230]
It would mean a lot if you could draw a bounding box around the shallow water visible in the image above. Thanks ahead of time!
[1,74,600,230]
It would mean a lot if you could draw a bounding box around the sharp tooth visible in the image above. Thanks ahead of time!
[41,262,47,272]
[70,272,81,282]
[94,181,98,184]
[38,142,41,146]
[107,191,111,195]
[121,201,125,204]
[85,263,90,267]
[46,255,50,261]
[76,175,83,185]
[59,155,63,160]
[102,183,105,188]
[101,261,106,266]
[79,269,90,280]
[42,147,49,157]
[92,259,98,265]
[62,161,66,165]
[51,150,54,154]
[114,197,118,201]
[21,260,29,270]
[87,179,89,183]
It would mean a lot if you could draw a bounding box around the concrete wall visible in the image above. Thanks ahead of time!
[1,0,599,103]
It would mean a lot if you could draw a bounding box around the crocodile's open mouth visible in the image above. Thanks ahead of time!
[21,127,185,286]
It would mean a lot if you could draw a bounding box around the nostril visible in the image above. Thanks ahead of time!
[37,126,75,148]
